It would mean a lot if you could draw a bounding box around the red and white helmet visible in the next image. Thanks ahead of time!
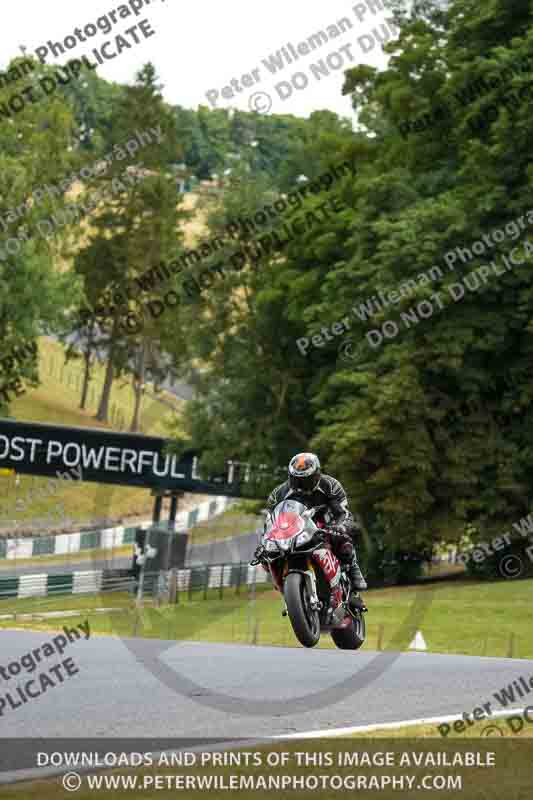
[288,452,321,494]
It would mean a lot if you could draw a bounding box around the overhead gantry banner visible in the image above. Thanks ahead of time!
[0,418,282,498]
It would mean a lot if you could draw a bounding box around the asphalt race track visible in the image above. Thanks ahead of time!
[2,630,531,741]
[186,531,258,566]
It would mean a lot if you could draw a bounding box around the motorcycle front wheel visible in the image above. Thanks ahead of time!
[284,572,320,648]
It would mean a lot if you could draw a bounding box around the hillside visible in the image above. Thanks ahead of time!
[0,337,196,534]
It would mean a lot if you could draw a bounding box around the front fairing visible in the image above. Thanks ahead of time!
[262,500,318,555]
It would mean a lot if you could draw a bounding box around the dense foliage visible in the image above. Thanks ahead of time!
[173,0,533,562]
[2,0,532,572]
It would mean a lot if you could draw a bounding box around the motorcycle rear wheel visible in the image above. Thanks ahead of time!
[284,572,320,648]
[331,612,366,650]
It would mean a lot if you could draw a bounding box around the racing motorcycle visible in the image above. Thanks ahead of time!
[250,499,367,649]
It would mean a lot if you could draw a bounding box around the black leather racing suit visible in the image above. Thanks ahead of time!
[265,474,367,590]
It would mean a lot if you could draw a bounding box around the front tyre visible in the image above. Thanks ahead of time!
[331,612,366,650]
[284,572,320,648]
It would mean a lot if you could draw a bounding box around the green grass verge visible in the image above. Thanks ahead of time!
[1,577,532,659]
[0,592,133,616]
[32,337,181,433]
[351,718,533,738]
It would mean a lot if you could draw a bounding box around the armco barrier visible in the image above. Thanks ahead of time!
[18,573,47,598]
[0,576,18,599]
[0,572,133,599]
[47,573,74,595]
[0,562,269,601]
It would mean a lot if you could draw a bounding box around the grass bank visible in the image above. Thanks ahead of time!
[350,717,533,738]
[1,577,531,659]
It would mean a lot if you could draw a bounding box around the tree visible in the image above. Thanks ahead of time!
[0,55,83,415]
[311,0,533,552]
[162,0,533,570]
[161,146,354,474]
[72,63,186,429]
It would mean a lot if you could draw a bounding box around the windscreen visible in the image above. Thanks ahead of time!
[264,500,309,541]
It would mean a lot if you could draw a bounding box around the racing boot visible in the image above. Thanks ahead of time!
[348,554,367,592]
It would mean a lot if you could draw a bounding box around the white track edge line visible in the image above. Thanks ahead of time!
[274,707,528,739]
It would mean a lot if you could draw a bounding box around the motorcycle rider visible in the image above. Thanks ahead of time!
[265,453,367,608]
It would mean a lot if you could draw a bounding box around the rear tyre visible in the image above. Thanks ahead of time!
[331,612,366,650]
[284,572,320,648]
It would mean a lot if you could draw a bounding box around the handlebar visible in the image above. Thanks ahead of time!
[320,525,350,540]
[250,544,267,566]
